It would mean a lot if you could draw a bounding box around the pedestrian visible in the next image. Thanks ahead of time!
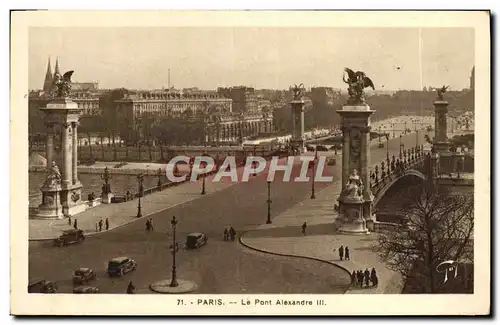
[372,273,379,288]
[145,219,151,231]
[364,268,370,287]
[73,219,78,229]
[223,228,229,241]
[345,246,350,261]
[370,268,378,287]
[98,219,103,232]
[339,245,344,261]
[126,281,136,294]
[149,218,154,231]
[105,218,109,230]
[351,270,356,286]
[95,223,98,232]
[229,227,236,241]
[68,216,72,225]
[358,270,363,287]
[301,222,307,235]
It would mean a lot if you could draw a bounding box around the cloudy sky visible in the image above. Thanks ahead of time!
[29,27,474,91]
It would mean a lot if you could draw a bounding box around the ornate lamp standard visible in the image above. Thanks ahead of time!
[311,150,317,199]
[157,168,162,189]
[399,134,404,159]
[266,180,272,224]
[386,133,390,160]
[169,216,179,287]
[200,159,207,195]
[136,173,144,218]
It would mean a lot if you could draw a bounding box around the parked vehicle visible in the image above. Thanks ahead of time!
[378,143,385,148]
[54,229,85,247]
[107,257,137,277]
[28,278,58,293]
[73,286,100,294]
[72,267,97,285]
[186,232,208,249]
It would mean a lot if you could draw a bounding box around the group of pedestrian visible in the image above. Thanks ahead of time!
[337,245,350,261]
[223,226,236,241]
[351,268,378,288]
[95,218,110,232]
[145,218,154,231]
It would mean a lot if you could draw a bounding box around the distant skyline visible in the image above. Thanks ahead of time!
[29,27,474,91]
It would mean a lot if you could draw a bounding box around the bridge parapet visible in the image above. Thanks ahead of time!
[369,144,428,203]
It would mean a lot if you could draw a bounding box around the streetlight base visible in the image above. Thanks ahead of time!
[266,219,272,224]
[311,193,316,199]
[169,279,179,287]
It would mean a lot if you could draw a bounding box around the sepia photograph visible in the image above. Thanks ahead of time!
[10,10,490,316]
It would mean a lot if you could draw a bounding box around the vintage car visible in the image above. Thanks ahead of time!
[73,286,100,294]
[107,256,137,277]
[28,278,58,293]
[185,232,208,249]
[53,229,85,247]
[72,267,97,285]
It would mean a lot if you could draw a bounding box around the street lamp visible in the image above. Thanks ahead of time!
[266,180,272,224]
[399,134,403,159]
[386,134,390,160]
[169,216,179,287]
[311,151,317,199]
[136,174,144,218]
[201,173,206,195]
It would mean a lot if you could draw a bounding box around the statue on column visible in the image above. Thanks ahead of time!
[50,70,74,98]
[343,68,375,105]
[342,169,364,199]
[291,83,305,100]
[436,85,449,100]
[43,161,62,187]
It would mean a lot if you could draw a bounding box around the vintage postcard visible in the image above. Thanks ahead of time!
[10,10,490,316]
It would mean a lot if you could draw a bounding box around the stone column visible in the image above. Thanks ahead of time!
[45,123,54,173]
[61,122,72,186]
[290,109,296,138]
[72,122,79,184]
[341,125,350,187]
[360,126,371,195]
[299,107,305,140]
[433,100,449,153]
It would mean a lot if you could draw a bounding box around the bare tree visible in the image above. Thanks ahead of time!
[373,184,474,293]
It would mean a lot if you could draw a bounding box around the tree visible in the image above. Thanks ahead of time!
[373,184,474,293]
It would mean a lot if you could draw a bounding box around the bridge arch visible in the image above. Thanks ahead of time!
[372,170,427,207]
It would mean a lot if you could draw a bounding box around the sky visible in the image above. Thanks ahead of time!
[29,27,474,91]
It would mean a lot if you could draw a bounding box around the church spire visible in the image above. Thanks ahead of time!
[53,57,60,77]
[42,57,53,92]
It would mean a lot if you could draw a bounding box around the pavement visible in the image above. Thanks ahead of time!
[28,129,427,294]
[239,181,403,294]
[237,129,429,294]
[29,159,351,294]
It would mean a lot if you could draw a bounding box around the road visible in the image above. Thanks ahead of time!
[28,130,427,294]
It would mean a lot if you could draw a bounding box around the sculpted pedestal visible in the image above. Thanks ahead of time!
[335,104,375,235]
[34,97,86,219]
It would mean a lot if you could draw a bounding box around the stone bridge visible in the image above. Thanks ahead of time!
[368,144,428,207]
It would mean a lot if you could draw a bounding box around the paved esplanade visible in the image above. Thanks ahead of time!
[29,131,425,294]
